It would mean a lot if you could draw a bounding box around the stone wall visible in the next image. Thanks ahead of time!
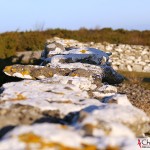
[1,41,150,149]
[15,37,150,72]
[91,42,150,72]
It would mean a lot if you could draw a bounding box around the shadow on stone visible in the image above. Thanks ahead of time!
[33,117,66,125]
[0,125,16,139]
[0,55,41,86]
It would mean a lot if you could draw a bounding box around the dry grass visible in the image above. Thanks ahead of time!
[118,70,150,89]
[0,28,150,59]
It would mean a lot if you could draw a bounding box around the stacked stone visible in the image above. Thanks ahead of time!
[91,42,150,72]
[15,37,150,72]
[0,38,149,150]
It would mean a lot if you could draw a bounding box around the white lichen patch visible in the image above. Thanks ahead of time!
[0,80,101,117]
[78,104,150,136]
[41,46,111,66]
[41,74,97,90]
[49,47,110,65]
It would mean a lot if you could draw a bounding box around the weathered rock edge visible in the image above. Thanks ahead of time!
[0,38,149,150]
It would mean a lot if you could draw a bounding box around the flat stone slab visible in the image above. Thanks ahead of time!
[0,38,149,149]
[3,63,124,84]
[0,79,101,119]
[77,105,150,136]
[0,123,138,150]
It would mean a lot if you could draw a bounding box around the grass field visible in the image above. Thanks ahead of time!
[0,28,150,59]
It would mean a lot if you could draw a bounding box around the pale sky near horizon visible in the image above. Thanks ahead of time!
[0,0,150,33]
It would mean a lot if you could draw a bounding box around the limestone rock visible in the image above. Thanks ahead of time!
[1,37,149,150]
[92,85,117,99]
[3,63,124,84]
[0,123,97,150]
[0,105,43,128]
[101,94,132,106]
[143,66,150,72]
[0,79,102,119]
[41,41,65,62]
[102,65,124,84]
[77,105,150,136]
[3,64,103,81]
[12,37,150,72]
[3,65,71,79]
[46,37,87,49]
[118,64,125,71]
[127,65,132,71]
[132,64,143,72]
[41,47,111,66]
[41,74,97,90]
[41,37,87,62]
[0,123,137,150]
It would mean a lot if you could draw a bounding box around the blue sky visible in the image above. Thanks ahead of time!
[0,0,150,33]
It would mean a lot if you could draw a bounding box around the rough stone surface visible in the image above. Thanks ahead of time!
[0,79,102,119]
[0,105,43,128]
[0,123,138,150]
[41,47,111,66]
[3,64,124,84]
[77,105,149,136]
[14,37,150,72]
[0,37,149,150]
